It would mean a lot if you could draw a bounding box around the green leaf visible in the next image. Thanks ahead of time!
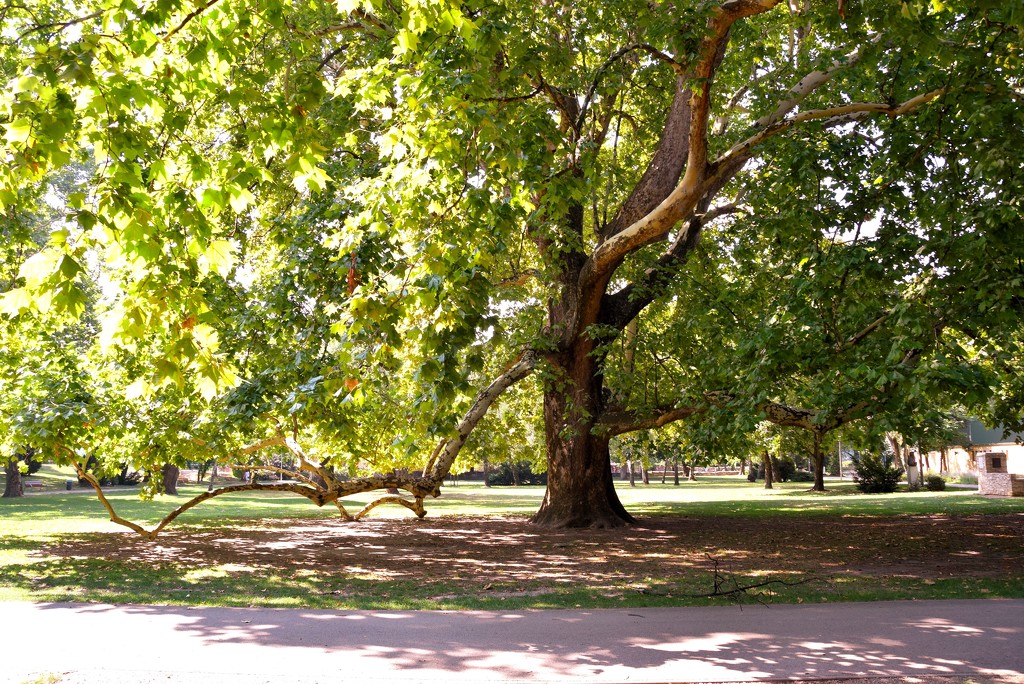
[228,186,254,213]
[395,30,419,55]
[58,255,83,279]
[18,251,58,284]
[4,118,33,144]
[125,378,148,401]
[0,288,31,314]
[205,239,237,277]
[197,374,219,401]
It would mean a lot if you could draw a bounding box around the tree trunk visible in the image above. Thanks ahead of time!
[483,458,491,488]
[627,459,635,487]
[762,451,773,490]
[688,459,696,481]
[3,457,23,498]
[161,463,180,496]
[641,462,649,485]
[811,434,825,492]
[673,457,680,486]
[531,357,635,528]
[739,458,746,476]
[888,435,905,470]
[661,459,668,484]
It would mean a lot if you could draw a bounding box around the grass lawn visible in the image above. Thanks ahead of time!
[1,473,1022,610]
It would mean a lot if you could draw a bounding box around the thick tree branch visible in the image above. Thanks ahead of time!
[65,350,538,539]
[313,9,396,36]
[237,434,286,456]
[705,345,928,436]
[583,0,783,285]
[353,495,426,520]
[601,217,703,330]
[495,269,540,288]
[599,404,705,437]
[72,454,330,541]
[601,184,745,333]
[712,88,946,183]
[425,349,538,479]
[754,34,882,129]
[836,310,891,353]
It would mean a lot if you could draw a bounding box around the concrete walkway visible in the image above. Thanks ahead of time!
[2,599,1022,683]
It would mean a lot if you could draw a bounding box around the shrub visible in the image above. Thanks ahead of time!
[790,469,814,482]
[773,457,796,483]
[488,462,547,486]
[852,452,904,493]
[747,466,759,482]
[925,474,946,491]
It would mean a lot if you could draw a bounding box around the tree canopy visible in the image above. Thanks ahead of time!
[1,0,1022,528]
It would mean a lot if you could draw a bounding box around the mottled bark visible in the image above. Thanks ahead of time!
[763,450,774,490]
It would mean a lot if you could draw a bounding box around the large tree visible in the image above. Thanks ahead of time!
[1,0,1022,531]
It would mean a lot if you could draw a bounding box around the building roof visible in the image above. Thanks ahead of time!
[962,420,1024,446]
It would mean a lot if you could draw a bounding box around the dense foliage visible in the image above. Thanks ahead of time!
[1,0,1022,527]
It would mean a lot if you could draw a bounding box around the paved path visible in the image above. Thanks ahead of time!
[2,599,1022,683]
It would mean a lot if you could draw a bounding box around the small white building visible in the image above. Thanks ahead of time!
[923,420,1024,476]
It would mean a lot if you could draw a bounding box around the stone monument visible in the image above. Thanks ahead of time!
[977,452,1024,496]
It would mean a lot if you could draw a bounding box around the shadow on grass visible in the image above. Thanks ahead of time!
[1,513,1018,611]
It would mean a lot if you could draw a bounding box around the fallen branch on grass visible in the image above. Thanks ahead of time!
[685,554,818,605]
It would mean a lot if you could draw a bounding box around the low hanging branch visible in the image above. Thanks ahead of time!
[353,495,426,520]
[424,348,539,480]
[72,456,330,541]
[65,349,539,540]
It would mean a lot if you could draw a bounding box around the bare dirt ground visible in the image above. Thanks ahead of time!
[46,512,1024,600]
